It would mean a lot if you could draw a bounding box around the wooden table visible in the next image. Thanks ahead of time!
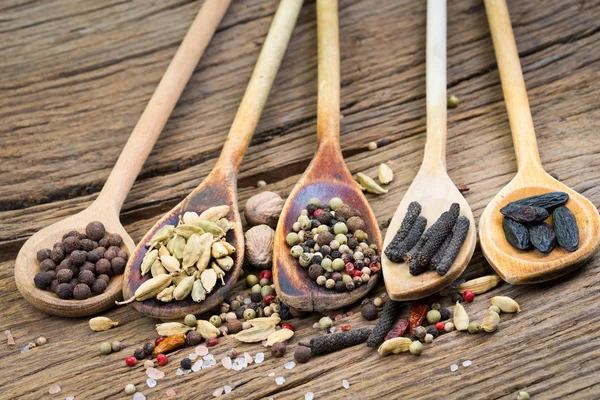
[1,0,599,399]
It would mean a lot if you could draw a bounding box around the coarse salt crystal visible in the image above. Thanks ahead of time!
[48,384,61,394]
[188,353,198,360]
[195,345,209,356]
[213,387,224,397]
[255,352,265,364]
[224,385,232,394]
[20,345,29,353]
[450,364,459,372]
[176,368,185,376]
[146,367,165,380]
[244,298,251,305]
[192,362,202,372]
[305,392,314,400]
[5,330,15,345]
[268,372,275,377]
[329,327,336,333]
[342,379,350,389]
[275,377,286,386]
[204,354,215,362]
[133,393,146,400]
[166,389,176,398]
[65,397,74,400]
[146,378,157,388]
[463,360,472,367]
[284,361,296,370]
[222,357,232,370]
[244,352,253,364]
[232,362,242,371]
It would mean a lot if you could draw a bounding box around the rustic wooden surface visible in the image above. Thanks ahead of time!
[1,0,599,399]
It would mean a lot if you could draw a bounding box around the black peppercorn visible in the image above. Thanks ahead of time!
[321,206,331,213]
[73,283,91,300]
[235,307,245,320]
[180,358,192,370]
[34,271,53,290]
[56,268,73,283]
[91,278,108,294]
[55,283,73,299]
[133,348,146,360]
[86,221,106,241]
[347,238,359,250]
[79,238,96,252]
[108,234,123,247]
[96,259,112,276]
[311,255,323,265]
[111,257,126,275]
[78,270,95,286]
[306,239,316,248]
[40,259,56,272]
[354,260,364,270]
[250,292,262,303]
[361,303,379,321]
[439,308,451,321]
[303,246,311,253]
[143,342,155,356]
[341,254,353,263]
[308,264,324,280]
[345,281,355,291]
[279,303,293,320]
[426,326,439,338]
[320,245,331,257]
[307,204,318,215]
[331,250,341,259]
[271,342,286,358]
[37,248,52,262]
[70,250,87,266]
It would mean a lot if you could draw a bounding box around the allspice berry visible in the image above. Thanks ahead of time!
[186,331,203,346]
[226,320,242,334]
[39,259,56,272]
[78,270,95,286]
[244,191,284,228]
[63,236,81,253]
[73,284,91,300]
[37,248,52,262]
[108,234,123,247]
[294,346,312,364]
[86,221,106,241]
[91,278,108,294]
[111,257,126,275]
[56,268,73,283]
[244,225,275,269]
[361,303,379,321]
[34,272,53,290]
[55,283,73,299]
[96,259,112,276]
[346,216,365,232]
[271,342,286,358]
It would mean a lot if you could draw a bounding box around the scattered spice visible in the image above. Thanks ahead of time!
[456,184,470,193]
[491,296,521,313]
[294,346,312,363]
[99,342,112,355]
[125,356,136,366]
[385,215,427,263]
[271,342,286,357]
[152,334,186,357]
[467,322,481,334]
[453,301,469,331]
[245,225,275,269]
[409,340,423,356]
[5,330,15,345]
[308,328,371,355]
[384,318,409,341]
[89,316,118,332]
[378,163,394,185]
[125,384,136,395]
[244,192,284,228]
[367,300,402,347]
[462,290,475,303]
[456,275,501,295]
[355,172,388,194]
[361,303,379,321]
[377,337,412,356]
[409,303,429,334]
[447,95,460,108]
[368,141,378,151]
[517,391,531,400]
[435,216,470,276]
[480,309,500,332]
[156,354,168,366]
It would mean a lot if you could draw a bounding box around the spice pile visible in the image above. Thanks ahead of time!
[286,197,380,292]
[121,206,235,304]
[33,221,127,299]
[501,192,578,253]
[384,201,469,276]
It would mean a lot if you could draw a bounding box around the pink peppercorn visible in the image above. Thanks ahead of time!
[207,338,219,347]
[353,270,362,278]
[345,263,354,274]
[341,324,352,331]
[156,354,168,366]
[155,336,165,346]
[463,290,475,303]
[263,295,276,304]
[125,356,136,367]
[259,270,272,281]
[369,262,381,273]
[281,323,293,331]
[435,322,445,333]
[313,209,323,217]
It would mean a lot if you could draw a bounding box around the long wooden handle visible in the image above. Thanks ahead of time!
[485,0,542,171]
[216,0,304,171]
[422,0,447,171]
[98,0,231,212]
[316,0,340,147]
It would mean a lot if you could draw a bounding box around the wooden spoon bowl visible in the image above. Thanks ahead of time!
[274,148,381,312]
[14,205,133,317]
[479,0,600,284]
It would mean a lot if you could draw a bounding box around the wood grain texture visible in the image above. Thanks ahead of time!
[1,0,600,399]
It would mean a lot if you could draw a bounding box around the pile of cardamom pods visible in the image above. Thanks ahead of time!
[138,205,235,303]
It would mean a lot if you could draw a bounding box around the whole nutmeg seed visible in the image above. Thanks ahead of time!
[244,225,275,269]
[244,191,284,228]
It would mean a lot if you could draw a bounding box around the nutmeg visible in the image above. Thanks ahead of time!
[244,225,275,269]
[244,191,283,228]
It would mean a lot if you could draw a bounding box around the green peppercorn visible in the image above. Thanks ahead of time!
[325,279,336,289]
[333,222,348,235]
[447,95,460,108]
[298,215,311,230]
[251,284,262,294]
[489,305,501,314]
[332,258,345,271]
[342,274,352,283]
[299,253,313,267]
[308,198,321,207]
[409,341,423,356]
[291,245,303,258]
[335,234,348,245]
[468,322,481,334]
[354,230,367,241]
[318,316,333,330]
[99,342,112,355]
[261,285,275,298]
[329,197,343,210]
[516,391,530,400]
[184,314,197,327]
[246,274,259,288]
[426,310,441,324]
[431,303,441,311]
[286,232,300,246]
[321,258,333,272]
[317,225,329,234]
[209,315,222,327]
[243,308,256,320]
[259,278,270,287]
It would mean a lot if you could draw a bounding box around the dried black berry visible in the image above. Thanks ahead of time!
[316,232,333,247]
[78,270,95,286]
[73,283,91,300]
[514,191,568,211]
[308,264,324,280]
[186,331,203,346]
[70,250,87,266]
[279,303,293,320]
[91,279,108,294]
[62,236,81,254]
[80,238,96,252]
[500,203,548,224]
[34,271,53,290]
[362,303,378,321]
[55,283,73,299]
[133,348,146,360]
[426,326,439,338]
[529,223,556,253]
[334,281,346,292]
[104,249,117,261]
[143,342,155,356]
[40,259,56,272]
[436,216,470,276]
[553,206,579,252]
[111,257,126,275]
[37,248,52,262]
[108,234,123,247]
[98,237,109,248]
[306,239,316,248]
[80,261,96,274]
[97,274,110,284]
[250,292,262,303]
[56,268,73,283]
[118,250,129,261]
[271,342,286,358]
[50,247,65,263]
[86,221,106,241]
[294,346,312,363]
[502,218,531,250]
[96,259,112,276]
[320,245,331,257]
[316,212,331,225]
[439,308,451,321]
[331,250,341,259]
[307,204,318,215]
[235,307,245,320]
[181,358,192,370]
[50,279,59,292]
[311,220,320,229]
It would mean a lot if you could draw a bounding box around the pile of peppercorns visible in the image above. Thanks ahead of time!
[33,221,128,300]
[286,197,380,292]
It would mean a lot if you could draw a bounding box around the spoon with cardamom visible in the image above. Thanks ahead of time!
[13,0,231,317]
[273,0,382,312]
[478,0,600,284]
[380,0,477,301]
[121,0,304,319]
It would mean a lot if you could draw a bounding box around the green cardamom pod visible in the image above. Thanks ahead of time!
[174,224,204,239]
[160,254,180,273]
[196,233,214,272]
[140,249,158,276]
[150,225,175,245]
[216,256,234,271]
[172,270,188,286]
[158,244,170,258]
[211,242,229,259]
[172,234,186,260]
[173,276,195,301]
[355,172,388,194]
[156,285,175,302]
[378,163,394,185]
[116,273,172,305]
[216,218,234,233]
[191,279,206,302]
[150,259,167,278]
[198,205,230,222]
[211,263,225,285]
[221,241,235,255]
[200,268,217,293]
[183,234,203,268]
[189,219,225,239]
[182,211,199,225]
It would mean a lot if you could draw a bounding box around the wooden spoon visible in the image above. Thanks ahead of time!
[13,0,230,318]
[381,0,477,301]
[478,0,600,284]
[123,0,304,320]
[272,0,381,312]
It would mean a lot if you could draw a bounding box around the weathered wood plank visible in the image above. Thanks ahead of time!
[1,0,599,399]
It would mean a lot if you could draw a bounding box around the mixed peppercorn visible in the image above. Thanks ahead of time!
[286,197,380,292]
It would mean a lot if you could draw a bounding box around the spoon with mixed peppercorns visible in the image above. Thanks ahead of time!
[273,0,382,312]
[478,0,600,284]
[381,1,477,301]
[13,1,231,317]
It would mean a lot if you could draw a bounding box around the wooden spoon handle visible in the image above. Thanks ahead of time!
[215,0,304,172]
[316,0,340,148]
[485,0,542,171]
[97,0,231,212]
[423,0,447,171]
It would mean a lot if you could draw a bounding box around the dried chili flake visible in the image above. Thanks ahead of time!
[409,304,429,334]
[384,317,409,341]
